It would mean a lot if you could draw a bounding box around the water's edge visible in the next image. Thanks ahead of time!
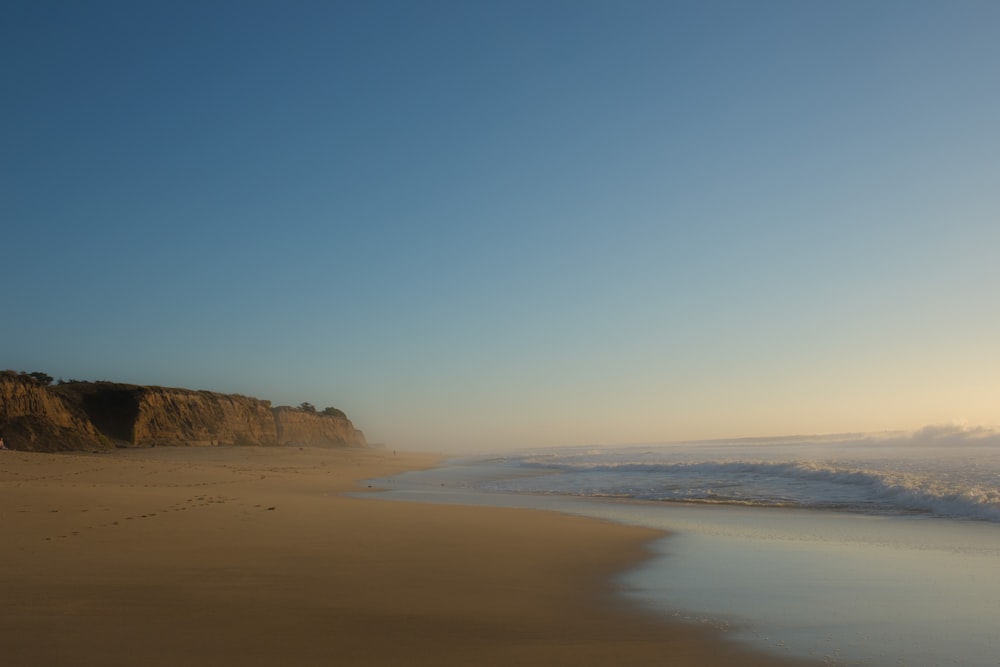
[360,456,1000,667]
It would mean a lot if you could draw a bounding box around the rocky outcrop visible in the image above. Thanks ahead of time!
[273,406,365,446]
[0,372,107,451]
[0,371,366,451]
[132,389,279,447]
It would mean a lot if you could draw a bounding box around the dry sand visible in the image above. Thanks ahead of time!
[0,446,813,666]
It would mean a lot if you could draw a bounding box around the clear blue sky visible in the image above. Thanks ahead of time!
[4,1,999,450]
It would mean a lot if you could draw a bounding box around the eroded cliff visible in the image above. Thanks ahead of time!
[273,406,365,446]
[0,371,366,451]
[132,389,279,447]
[0,372,107,451]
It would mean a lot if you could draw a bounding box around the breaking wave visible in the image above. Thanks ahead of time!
[478,430,1000,522]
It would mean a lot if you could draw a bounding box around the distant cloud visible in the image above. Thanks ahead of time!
[902,422,1000,447]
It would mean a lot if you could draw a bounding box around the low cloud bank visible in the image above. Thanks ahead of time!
[854,422,1000,448]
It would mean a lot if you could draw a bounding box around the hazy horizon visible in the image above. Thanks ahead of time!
[6,1,999,451]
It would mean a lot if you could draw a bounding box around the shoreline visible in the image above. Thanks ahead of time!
[1,446,816,666]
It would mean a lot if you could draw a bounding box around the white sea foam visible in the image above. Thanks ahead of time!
[478,428,1000,522]
[367,425,1000,666]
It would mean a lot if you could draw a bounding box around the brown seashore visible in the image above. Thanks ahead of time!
[0,446,815,666]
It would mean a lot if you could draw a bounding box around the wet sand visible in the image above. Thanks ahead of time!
[0,446,813,666]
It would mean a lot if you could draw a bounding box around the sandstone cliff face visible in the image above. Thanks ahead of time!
[132,389,278,446]
[0,373,107,451]
[0,372,367,451]
[273,406,366,447]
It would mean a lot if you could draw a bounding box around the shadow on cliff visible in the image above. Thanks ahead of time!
[0,371,366,452]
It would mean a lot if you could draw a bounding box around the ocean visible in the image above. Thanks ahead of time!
[368,428,1000,667]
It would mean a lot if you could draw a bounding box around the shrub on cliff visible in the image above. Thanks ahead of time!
[4,370,54,385]
[28,372,54,385]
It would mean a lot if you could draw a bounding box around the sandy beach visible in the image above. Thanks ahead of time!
[1,446,812,666]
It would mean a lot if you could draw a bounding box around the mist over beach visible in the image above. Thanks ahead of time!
[4,1,1000,665]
